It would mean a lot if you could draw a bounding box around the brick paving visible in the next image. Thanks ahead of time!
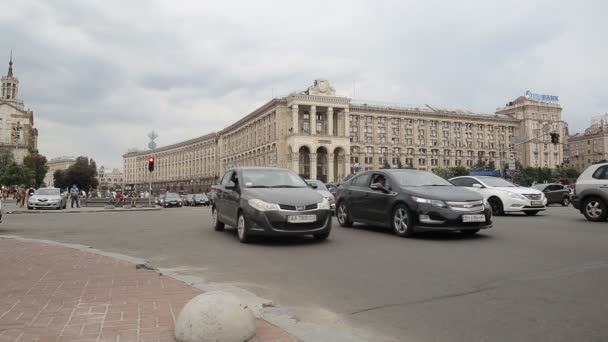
[0,239,299,342]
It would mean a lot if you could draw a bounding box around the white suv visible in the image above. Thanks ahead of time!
[571,162,608,221]
[450,176,547,216]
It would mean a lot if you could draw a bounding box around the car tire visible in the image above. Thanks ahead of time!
[212,206,225,231]
[461,229,480,236]
[582,197,608,222]
[488,197,504,216]
[561,197,570,207]
[237,212,250,243]
[525,211,539,216]
[392,204,415,237]
[313,232,330,241]
[336,202,353,227]
[27,206,32,210]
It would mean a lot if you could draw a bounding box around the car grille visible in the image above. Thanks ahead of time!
[523,194,542,200]
[447,200,484,212]
[278,203,318,211]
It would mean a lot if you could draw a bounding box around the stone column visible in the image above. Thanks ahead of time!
[328,153,335,182]
[327,107,334,136]
[310,153,317,180]
[291,153,299,175]
[344,154,351,179]
[291,104,299,134]
[343,107,350,137]
[310,106,317,135]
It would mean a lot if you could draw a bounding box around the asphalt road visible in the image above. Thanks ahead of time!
[2,206,607,342]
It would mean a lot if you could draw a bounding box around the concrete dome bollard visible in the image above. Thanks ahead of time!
[174,291,256,342]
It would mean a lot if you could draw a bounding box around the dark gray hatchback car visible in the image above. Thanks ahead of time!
[212,167,333,243]
[335,169,493,237]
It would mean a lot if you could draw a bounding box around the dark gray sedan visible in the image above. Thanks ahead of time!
[335,169,493,237]
[212,167,333,243]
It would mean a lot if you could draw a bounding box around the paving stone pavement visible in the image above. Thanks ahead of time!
[0,238,299,342]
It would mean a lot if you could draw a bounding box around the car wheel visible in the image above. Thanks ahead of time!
[336,202,353,227]
[392,204,415,237]
[212,206,225,231]
[313,232,330,241]
[525,211,539,216]
[582,197,608,222]
[561,197,570,206]
[27,206,32,210]
[461,229,480,236]
[488,197,504,216]
[237,212,250,243]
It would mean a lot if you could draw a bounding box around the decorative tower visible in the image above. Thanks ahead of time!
[1,51,19,101]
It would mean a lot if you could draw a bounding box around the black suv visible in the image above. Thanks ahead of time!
[335,169,492,237]
[212,167,333,243]
[531,183,571,206]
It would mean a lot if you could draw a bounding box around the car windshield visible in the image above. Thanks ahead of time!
[479,177,517,187]
[195,194,207,199]
[165,193,180,199]
[36,188,60,196]
[531,184,546,190]
[242,169,308,188]
[307,180,328,191]
[391,171,453,187]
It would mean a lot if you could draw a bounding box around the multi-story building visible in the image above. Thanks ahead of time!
[0,54,38,163]
[567,116,608,172]
[97,168,124,190]
[123,80,566,192]
[44,156,76,187]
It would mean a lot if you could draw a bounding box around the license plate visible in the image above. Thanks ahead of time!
[531,200,543,206]
[287,215,316,223]
[462,214,485,223]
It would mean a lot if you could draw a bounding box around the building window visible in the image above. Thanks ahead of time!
[366,136,373,143]
[378,117,386,125]
[366,146,374,154]
[394,148,401,155]
[443,159,450,166]
[365,157,373,164]
[406,129,413,136]
[380,147,388,154]
[466,160,473,167]
[392,137,400,145]
[431,159,438,166]
[419,158,427,165]
[350,136,359,143]
[365,116,373,124]
[406,138,413,145]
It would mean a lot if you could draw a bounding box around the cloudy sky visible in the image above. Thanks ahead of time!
[1,0,607,169]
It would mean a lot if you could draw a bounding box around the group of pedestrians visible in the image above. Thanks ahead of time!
[1,185,35,208]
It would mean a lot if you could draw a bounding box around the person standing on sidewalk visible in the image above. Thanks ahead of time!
[17,186,26,208]
[69,184,80,208]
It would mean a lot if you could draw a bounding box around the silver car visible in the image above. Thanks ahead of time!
[28,187,67,210]
[306,179,336,211]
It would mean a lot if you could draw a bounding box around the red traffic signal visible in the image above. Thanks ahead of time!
[148,157,155,171]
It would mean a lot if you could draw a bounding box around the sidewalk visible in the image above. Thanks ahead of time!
[0,238,298,342]
[2,202,161,215]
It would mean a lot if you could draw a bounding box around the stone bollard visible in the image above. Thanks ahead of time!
[174,291,256,342]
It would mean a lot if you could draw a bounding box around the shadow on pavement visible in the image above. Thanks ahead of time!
[349,224,492,241]
[217,227,331,247]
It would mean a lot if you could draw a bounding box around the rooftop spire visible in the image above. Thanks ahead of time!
[7,50,13,77]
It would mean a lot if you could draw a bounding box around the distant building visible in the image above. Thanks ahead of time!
[0,53,38,163]
[566,117,608,172]
[123,80,568,192]
[44,156,76,187]
[98,168,124,190]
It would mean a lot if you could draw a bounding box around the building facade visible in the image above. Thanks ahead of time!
[123,80,567,192]
[97,168,124,190]
[44,156,76,187]
[0,55,38,163]
[566,116,608,172]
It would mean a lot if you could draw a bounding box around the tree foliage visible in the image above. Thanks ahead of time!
[0,148,15,174]
[432,166,470,179]
[53,169,68,189]
[65,157,99,191]
[23,153,49,188]
[0,161,35,187]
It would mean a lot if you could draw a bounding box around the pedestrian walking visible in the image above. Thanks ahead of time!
[17,186,26,208]
[130,191,138,208]
[1,185,8,204]
[69,184,80,208]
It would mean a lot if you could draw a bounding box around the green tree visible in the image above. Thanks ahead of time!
[449,166,469,177]
[0,161,35,187]
[0,148,15,174]
[53,169,68,189]
[23,153,49,188]
[65,156,99,191]
[432,167,453,179]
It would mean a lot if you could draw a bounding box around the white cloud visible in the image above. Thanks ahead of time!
[1,0,606,169]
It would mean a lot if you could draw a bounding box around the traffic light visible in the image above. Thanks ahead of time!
[148,157,155,171]
[550,133,560,144]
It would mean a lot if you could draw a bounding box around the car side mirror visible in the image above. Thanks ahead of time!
[472,184,484,189]
[370,183,389,193]
[309,183,318,189]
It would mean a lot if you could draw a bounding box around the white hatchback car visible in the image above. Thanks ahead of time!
[449,176,547,216]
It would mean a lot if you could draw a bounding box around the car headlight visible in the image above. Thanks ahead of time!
[412,196,446,208]
[248,198,280,211]
[507,192,526,200]
[318,198,331,210]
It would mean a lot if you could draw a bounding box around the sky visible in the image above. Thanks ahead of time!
[1,0,607,170]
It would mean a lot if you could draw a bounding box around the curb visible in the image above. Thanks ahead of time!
[4,207,162,214]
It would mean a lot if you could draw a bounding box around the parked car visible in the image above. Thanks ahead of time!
[531,183,571,206]
[183,194,194,206]
[160,192,183,208]
[306,179,336,210]
[27,187,67,210]
[449,176,546,216]
[571,162,608,221]
[212,167,332,243]
[336,169,492,237]
[192,194,210,206]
